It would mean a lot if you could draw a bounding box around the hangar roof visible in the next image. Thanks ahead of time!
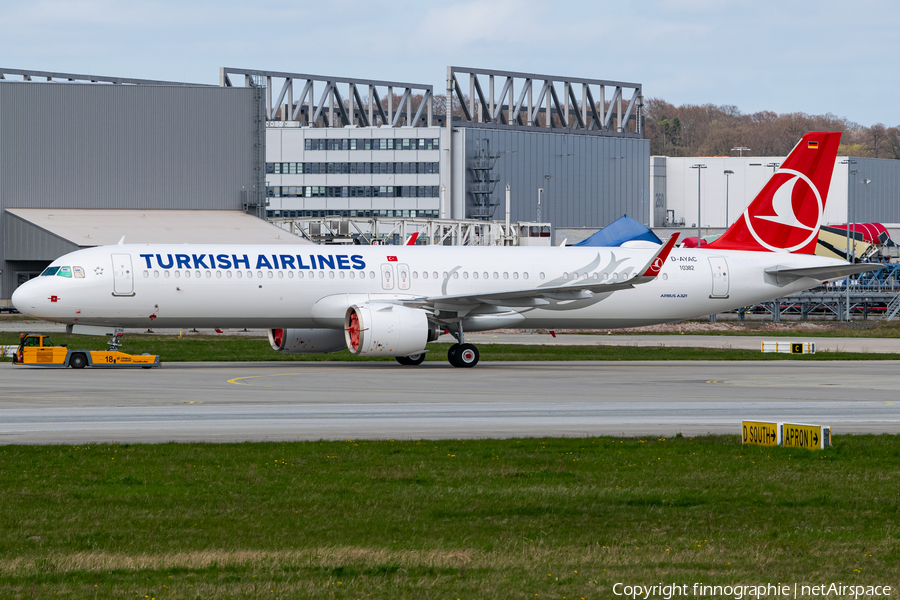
[4,209,313,261]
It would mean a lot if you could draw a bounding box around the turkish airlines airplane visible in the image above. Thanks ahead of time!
[11,132,876,367]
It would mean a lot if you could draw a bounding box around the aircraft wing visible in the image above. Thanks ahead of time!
[409,233,678,310]
[765,263,884,281]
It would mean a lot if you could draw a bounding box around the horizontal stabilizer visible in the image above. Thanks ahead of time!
[765,263,884,281]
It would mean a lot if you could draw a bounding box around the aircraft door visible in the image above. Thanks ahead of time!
[708,256,729,299]
[112,253,135,296]
[397,264,410,290]
[381,263,395,290]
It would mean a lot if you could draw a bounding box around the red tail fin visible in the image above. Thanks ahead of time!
[706,132,841,254]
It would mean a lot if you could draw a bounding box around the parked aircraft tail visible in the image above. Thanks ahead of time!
[706,132,842,254]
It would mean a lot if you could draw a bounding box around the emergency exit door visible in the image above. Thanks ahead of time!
[381,263,395,290]
[112,254,134,296]
[708,256,729,299]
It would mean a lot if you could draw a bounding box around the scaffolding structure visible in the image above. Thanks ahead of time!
[469,139,500,220]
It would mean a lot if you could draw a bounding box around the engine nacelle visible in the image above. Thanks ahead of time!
[344,303,431,356]
[268,328,347,353]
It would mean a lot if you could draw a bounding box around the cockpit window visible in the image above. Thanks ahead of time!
[41,266,60,276]
[73,267,85,278]
[57,267,72,278]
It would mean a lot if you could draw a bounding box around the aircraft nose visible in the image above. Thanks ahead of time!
[11,279,38,314]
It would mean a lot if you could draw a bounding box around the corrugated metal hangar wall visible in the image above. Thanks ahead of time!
[0,82,258,298]
[460,128,650,227]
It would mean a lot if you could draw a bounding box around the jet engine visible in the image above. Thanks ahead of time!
[268,328,347,353]
[344,303,435,356]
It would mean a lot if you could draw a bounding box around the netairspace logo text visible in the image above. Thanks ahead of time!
[612,582,892,600]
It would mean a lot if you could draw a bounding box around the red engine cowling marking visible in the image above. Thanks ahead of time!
[347,312,361,351]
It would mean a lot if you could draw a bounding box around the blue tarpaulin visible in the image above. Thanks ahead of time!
[572,215,662,247]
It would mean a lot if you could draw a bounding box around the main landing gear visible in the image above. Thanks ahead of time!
[395,353,426,366]
[447,322,479,368]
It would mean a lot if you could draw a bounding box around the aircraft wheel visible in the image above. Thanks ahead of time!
[447,343,460,366]
[396,353,426,366]
[70,353,87,369]
[454,343,479,368]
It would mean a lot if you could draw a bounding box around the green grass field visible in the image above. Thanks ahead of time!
[3,333,900,363]
[1,436,898,598]
[599,320,900,338]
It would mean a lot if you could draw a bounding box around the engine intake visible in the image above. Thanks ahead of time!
[268,328,347,353]
[344,303,430,356]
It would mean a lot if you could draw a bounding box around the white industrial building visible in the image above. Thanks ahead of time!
[655,155,900,232]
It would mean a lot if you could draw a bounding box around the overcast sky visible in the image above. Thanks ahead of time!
[2,0,896,126]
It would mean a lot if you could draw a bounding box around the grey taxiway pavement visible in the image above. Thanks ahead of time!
[1,360,898,443]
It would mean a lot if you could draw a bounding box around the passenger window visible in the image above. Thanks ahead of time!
[422,271,428,279]
[57,266,73,278]
[174,271,181,278]
[503,272,509,279]
[463,272,468,279]
[493,272,499,279]
[185,271,191,278]
[523,272,529,279]
[539,272,545,280]
[143,271,149,278]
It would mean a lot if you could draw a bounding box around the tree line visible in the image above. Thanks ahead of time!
[644,98,900,159]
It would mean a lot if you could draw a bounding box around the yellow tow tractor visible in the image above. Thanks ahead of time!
[11,333,160,369]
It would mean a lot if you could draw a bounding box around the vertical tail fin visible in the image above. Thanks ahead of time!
[706,132,841,254]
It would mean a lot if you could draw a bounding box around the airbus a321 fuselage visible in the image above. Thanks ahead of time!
[12,132,874,367]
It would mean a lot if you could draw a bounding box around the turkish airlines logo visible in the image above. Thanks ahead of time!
[744,168,824,252]
[651,258,663,271]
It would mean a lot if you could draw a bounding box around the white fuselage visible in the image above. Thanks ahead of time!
[12,243,843,330]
